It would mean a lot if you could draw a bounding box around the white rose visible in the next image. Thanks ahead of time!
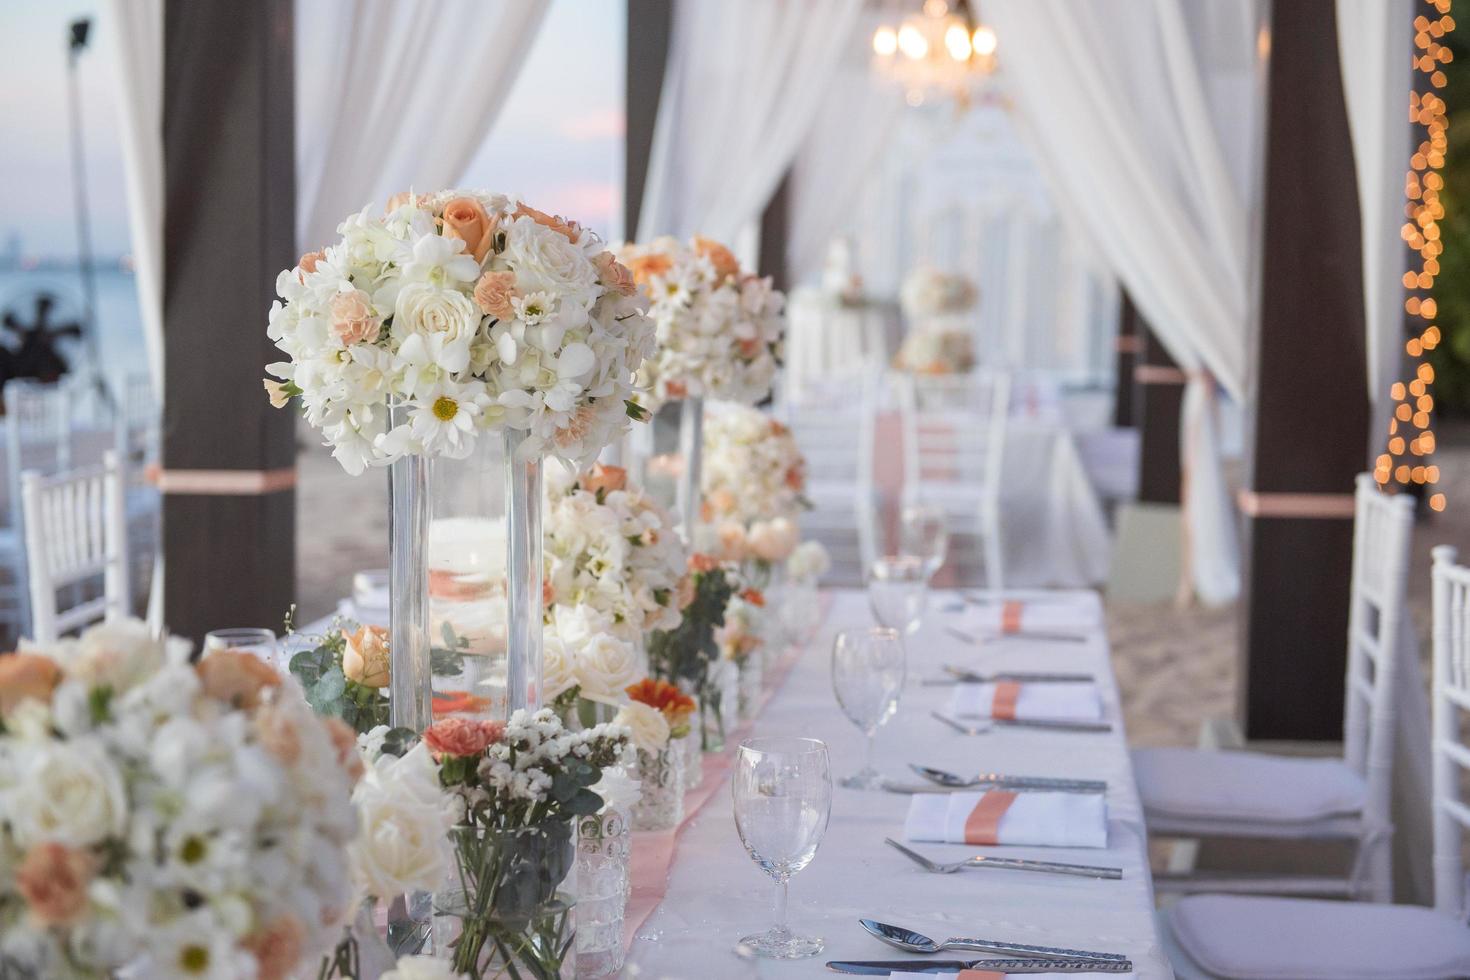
[787,540,831,582]
[383,955,467,980]
[572,633,640,700]
[349,745,455,897]
[393,282,480,345]
[748,517,799,563]
[592,764,642,814]
[542,634,578,701]
[503,217,598,297]
[9,738,128,847]
[614,701,670,754]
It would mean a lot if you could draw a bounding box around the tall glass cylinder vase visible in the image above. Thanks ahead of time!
[675,396,703,545]
[388,425,544,727]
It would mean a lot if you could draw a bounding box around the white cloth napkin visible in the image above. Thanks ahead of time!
[955,597,1100,634]
[949,682,1102,721]
[903,790,1108,849]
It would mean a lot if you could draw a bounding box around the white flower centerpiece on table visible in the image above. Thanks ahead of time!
[0,619,361,980]
[700,404,810,572]
[895,266,979,377]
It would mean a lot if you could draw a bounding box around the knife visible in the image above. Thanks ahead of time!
[826,958,1133,975]
[943,665,1096,684]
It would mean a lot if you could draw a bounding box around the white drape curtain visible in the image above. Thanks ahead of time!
[295,0,550,250]
[638,0,864,256]
[102,0,164,394]
[987,0,1264,605]
[788,67,905,284]
[1337,0,1413,453]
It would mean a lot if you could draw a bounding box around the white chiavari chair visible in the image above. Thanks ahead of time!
[20,451,129,643]
[111,371,160,610]
[1137,474,1413,902]
[778,362,881,585]
[895,368,1009,588]
[1,379,75,638]
[1156,544,1470,980]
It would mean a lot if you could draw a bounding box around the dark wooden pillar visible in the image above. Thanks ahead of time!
[161,0,296,643]
[1134,308,1184,505]
[758,169,792,292]
[1239,0,1368,741]
[1113,291,1140,428]
[625,0,673,240]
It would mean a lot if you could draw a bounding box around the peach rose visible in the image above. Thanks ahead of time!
[342,625,390,689]
[322,717,365,784]
[581,464,627,495]
[253,702,302,766]
[626,252,673,285]
[0,653,61,716]
[513,203,580,242]
[263,378,291,409]
[473,271,519,320]
[737,336,763,359]
[693,236,741,280]
[242,914,307,980]
[594,252,638,296]
[784,462,806,492]
[296,250,325,282]
[16,842,93,927]
[689,553,720,573]
[196,649,280,710]
[330,289,381,346]
[675,573,696,611]
[706,489,737,517]
[386,191,431,212]
[423,717,505,758]
[717,521,748,561]
[664,379,688,400]
[441,196,497,265]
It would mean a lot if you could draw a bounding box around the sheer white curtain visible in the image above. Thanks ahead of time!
[102,0,164,393]
[295,0,549,250]
[1337,0,1413,452]
[987,0,1264,604]
[639,0,864,254]
[788,66,905,284]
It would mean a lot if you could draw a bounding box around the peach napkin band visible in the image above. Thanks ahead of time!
[991,680,1021,720]
[962,789,1019,845]
[1000,599,1024,634]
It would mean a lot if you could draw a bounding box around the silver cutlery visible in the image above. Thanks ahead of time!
[827,958,1133,974]
[858,919,1129,964]
[909,763,1107,794]
[931,711,1113,735]
[885,837,1123,880]
[962,591,1077,608]
[942,664,1095,684]
[945,626,1090,645]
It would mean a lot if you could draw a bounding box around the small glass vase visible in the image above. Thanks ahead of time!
[677,706,703,791]
[574,808,630,978]
[700,660,738,752]
[737,655,763,720]
[388,427,545,732]
[675,395,703,545]
[631,747,684,831]
[433,823,576,979]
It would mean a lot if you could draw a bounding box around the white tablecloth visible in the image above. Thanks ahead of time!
[624,589,1170,978]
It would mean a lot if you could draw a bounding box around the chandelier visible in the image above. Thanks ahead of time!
[870,0,998,108]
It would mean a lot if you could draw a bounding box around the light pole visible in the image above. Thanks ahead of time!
[65,17,106,406]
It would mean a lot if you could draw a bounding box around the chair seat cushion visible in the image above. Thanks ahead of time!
[1167,894,1470,980]
[1133,747,1366,825]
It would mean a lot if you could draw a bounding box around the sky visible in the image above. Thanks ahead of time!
[0,0,625,261]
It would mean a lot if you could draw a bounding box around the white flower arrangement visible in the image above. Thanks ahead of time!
[786,540,832,583]
[265,191,656,474]
[893,326,976,376]
[717,587,767,666]
[349,736,457,900]
[700,405,809,558]
[899,266,978,320]
[543,463,689,647]
[614,236,785,410]
[0,620,360,980]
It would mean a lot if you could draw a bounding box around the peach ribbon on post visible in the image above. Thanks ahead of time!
[991,680,1021,720]
[957,972,1008,980]
[962,789,1019,845]
[1000,599,1024,634]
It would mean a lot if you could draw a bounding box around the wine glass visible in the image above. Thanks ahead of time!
[830,628,906,789]
[867,555,928,635]
[900,504,948,580]
[732,736,833,959]
[203,628,280,670]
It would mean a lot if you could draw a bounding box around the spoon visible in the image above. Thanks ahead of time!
[909,763,1107,794]
[857,919,1127,963]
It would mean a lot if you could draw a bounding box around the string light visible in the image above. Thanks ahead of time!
[1378,0,1453,516]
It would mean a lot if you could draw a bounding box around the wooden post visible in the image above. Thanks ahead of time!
[1239,0,1368,741]
[625,0,673,240]
[161,0,296,644]
[758,170,791,292]
[1134,311,1184,505]
[1113,291,1140,428]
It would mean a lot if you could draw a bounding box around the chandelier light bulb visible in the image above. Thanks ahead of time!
[972,25,998,57]
[945,23,973,61]
[923,0,949,16]
[897,23,928,60]
[873,25,898,56]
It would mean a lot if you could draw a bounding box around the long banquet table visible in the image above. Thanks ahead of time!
[623,589,1170,979]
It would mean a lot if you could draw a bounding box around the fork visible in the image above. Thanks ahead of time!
[932,711,1113,735]
[884,837,1123,880]
[945,626,1089,645]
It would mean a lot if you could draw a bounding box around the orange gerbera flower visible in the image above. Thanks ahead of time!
[626,678,696,725]
[740,587,766,608]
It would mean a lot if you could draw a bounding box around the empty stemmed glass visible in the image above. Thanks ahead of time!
[830,627,906,789]
[868,555,928,635]
[203,628,281,670]
[900,504,949,581]
[732,736,833,958]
